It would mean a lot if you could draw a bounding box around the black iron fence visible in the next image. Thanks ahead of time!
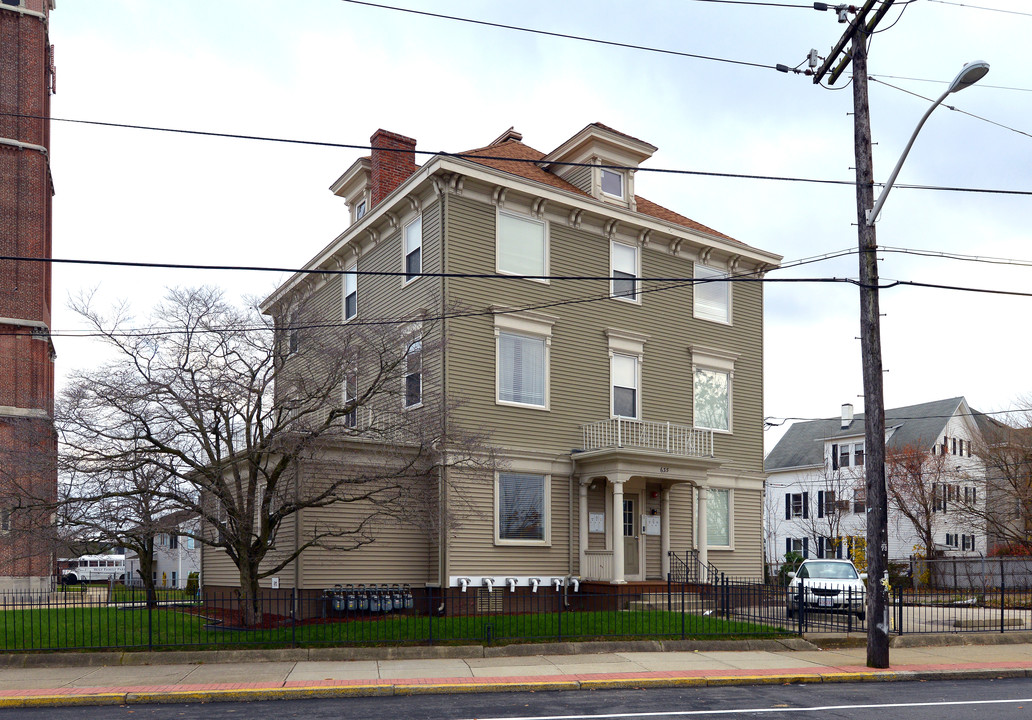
[0,583,790,653]
[3,570,1030,652]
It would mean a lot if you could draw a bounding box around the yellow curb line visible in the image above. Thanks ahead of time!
[126,685,397,704]
[394,681,581,695]
[0,693,128,709]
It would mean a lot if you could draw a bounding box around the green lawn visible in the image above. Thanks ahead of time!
[0,606,790,652]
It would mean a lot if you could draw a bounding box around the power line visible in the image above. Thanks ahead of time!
[868,74,1032,94]
[870,78,1032,141]
[337,0,778,70]
[881,246,1032,268]
[0,251,855,341]
[5,110,1031,197]
[926,0,1032,18]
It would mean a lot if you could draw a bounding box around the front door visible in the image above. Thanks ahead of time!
[623,496,640,578]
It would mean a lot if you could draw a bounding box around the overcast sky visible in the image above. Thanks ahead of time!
[46,0,1032,453]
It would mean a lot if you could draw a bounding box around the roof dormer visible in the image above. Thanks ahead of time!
[330,156,372,225]
[538,123,657,210]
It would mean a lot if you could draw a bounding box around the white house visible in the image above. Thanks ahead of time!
[125,511,200,590]
[764,397,988,569]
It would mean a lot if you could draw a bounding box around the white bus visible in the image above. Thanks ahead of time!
[59,554,127,584]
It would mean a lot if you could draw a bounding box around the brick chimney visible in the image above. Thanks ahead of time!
[369,129,417,208]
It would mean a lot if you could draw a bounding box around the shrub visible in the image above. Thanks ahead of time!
[185,572,200,595]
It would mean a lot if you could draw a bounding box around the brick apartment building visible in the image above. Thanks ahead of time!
[0,0,57,591]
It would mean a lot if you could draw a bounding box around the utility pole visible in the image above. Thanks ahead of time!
[811,0,896,669]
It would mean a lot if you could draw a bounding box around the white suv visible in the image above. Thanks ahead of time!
[786,559,867,621]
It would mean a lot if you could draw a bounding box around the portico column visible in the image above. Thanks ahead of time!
[578,479,589,578]
[611,479,625,584]
[660,486,671,578]
[697,485,708,581]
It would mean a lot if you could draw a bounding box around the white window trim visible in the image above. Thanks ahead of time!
[342,262,358,322]
[494,471,552,547]
[600,167,625,200]
[693,262,732,325]
[610,240,641,304]
[610,353,640,420]
[706,487,734,550]
[606,329,648,420]
[694,485,735,551]
[690,345,737,434]
[495,208,549,284]
[403,214,423,286]
[493,310,556,410]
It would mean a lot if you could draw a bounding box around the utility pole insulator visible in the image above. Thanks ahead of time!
[808,49,820,68]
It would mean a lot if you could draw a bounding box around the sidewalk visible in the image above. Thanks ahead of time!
[2,633,1032,708]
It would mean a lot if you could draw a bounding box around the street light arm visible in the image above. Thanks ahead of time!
[865,87,950,226]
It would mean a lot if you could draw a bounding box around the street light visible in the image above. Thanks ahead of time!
[867,61,990,225]
[852,57,988,668]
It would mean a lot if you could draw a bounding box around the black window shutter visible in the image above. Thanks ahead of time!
[786,494,791,520]
[802,492,809,520]
[836,541,843,559]
[802,537,809,558]
[816,538,824,558]
[786,538,791,555]
[818,491,824,518]
[831,444,839,470]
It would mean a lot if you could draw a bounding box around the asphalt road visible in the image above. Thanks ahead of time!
[5,678,1032,720]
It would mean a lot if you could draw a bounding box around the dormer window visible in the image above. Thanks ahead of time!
[355,200,367,220]
[601,168,624,199]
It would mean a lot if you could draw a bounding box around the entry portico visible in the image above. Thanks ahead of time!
[574,419,724,584]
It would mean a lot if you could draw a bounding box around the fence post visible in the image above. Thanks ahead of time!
[680,577,686,640]
[147,600,153,650]
[896,585,903,635]
[428,586,434,646]
[722,574,729,621]
[291,588,297,648]
[557,587,563,642]
[667,572,671,612]
[1000,560,1005,634]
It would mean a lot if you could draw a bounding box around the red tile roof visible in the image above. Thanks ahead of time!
[458,138,737,244]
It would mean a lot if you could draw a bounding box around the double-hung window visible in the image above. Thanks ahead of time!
[694,263,730,324]
[498,332,547,407]
[690,346,735,433]
[786,492,808,519]
[0,508,10,534]
[494,310,555,410]
[403,335,422,408]
[496,471,549,544]
[343,263,357,321]
[611,353,639,418]
[497,210,546,279]
[693,368,729,431]
[404,215,422,282]
[611,241,639,301]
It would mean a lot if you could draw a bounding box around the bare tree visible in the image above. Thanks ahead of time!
[885,443,961,573]
[57,286,492,625]
[57,461,184,607]
[967,411,1032,555]
[798,462,864,559]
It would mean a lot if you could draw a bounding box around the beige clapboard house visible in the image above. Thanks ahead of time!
[202,124,781,600]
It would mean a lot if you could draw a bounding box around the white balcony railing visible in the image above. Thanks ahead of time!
[581,418,714,458]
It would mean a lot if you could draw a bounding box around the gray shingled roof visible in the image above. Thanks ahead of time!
[765,397,972,472]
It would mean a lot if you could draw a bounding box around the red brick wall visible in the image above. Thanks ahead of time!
[368,129,417,208]
[0,3,57,586]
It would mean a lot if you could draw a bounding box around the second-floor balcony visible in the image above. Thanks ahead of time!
[581,418,714,459]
